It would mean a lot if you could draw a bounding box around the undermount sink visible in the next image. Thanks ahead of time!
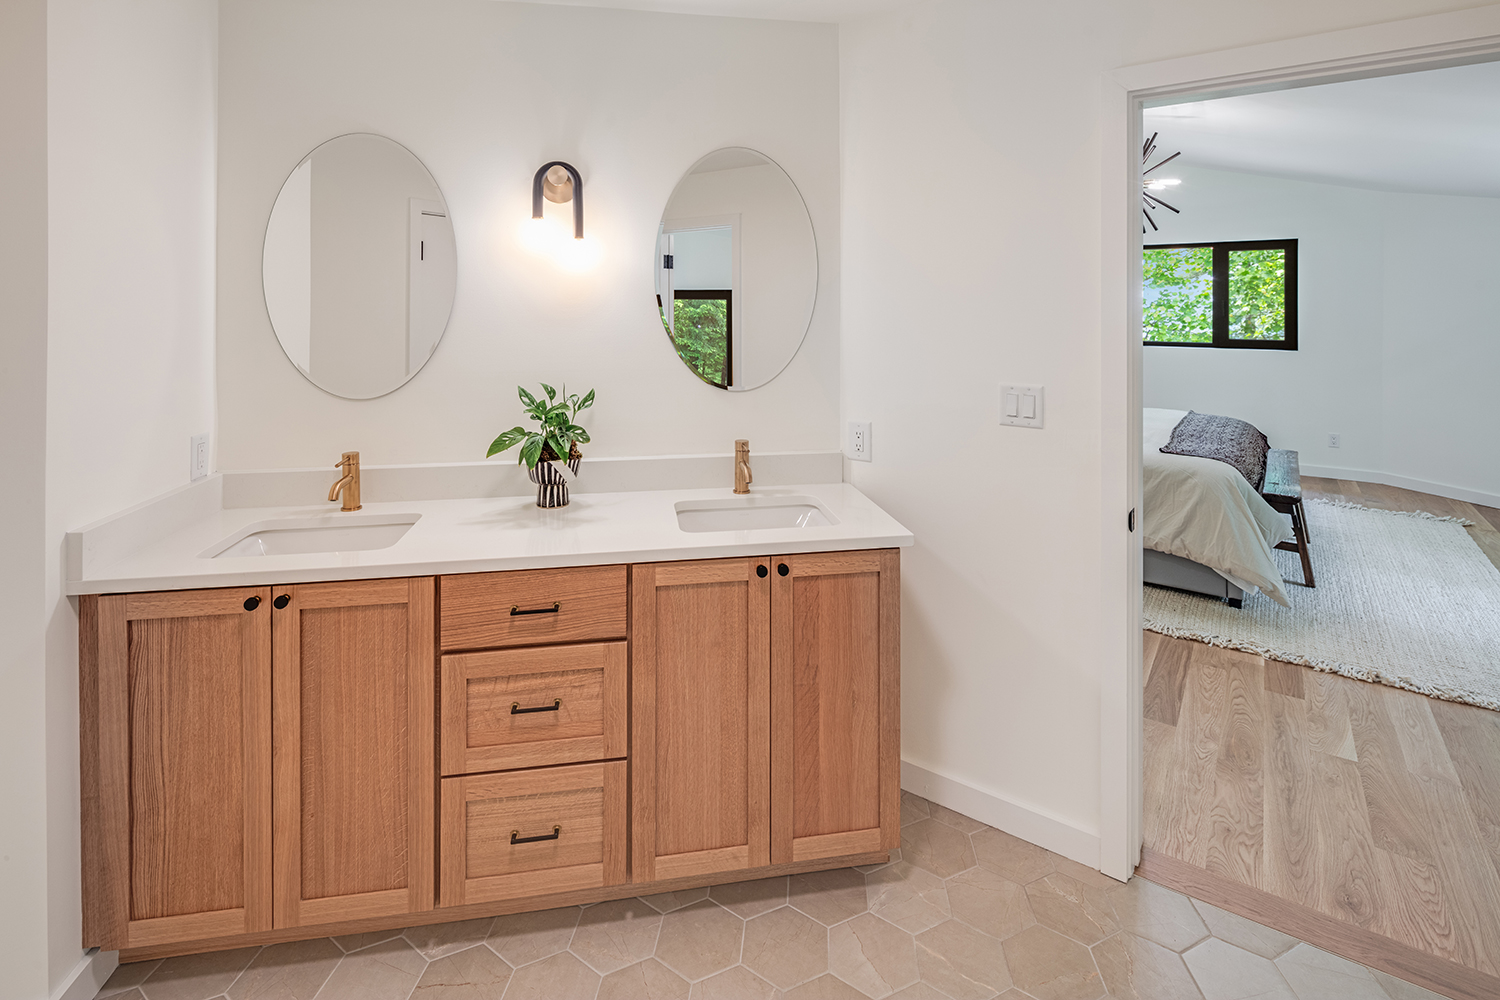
[675,496,839,533]
[205,513,421,558]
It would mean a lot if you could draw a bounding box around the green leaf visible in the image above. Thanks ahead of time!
[519,435,544,470]
[567,424,591,444]
[577,389,595,412]
[517,386,539,409]
[540,382,556,402]
[485,426,529,458]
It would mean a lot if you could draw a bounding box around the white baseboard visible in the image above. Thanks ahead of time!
[1300,464,1499,510]
[900,759,1106,876]
[53,949,117,1000]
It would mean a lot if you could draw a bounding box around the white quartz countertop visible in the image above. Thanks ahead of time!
[67,482,913,595]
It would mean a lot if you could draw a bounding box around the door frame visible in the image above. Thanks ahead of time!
[1098,4,1500,881]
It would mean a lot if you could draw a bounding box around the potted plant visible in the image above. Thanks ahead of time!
[486,383,595,507]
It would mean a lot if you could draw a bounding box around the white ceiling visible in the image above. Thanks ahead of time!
[1145,59,1500,199]
[491,0,904,23]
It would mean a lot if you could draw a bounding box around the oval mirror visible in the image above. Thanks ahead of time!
[655,148,817,390]
[263,133,456,399]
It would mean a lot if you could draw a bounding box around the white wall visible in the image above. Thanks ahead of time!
[1143,164,1500,503]
[0,4,53,997]
[216,0,841,470]
[837,0,1478,865]
[0,2,221,996]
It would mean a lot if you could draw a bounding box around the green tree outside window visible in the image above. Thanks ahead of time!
[1144,247,1212,343]
[1227,249,1286,340]
[663,295,730,387]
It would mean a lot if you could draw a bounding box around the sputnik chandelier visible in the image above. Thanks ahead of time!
[1141,131,1182,233]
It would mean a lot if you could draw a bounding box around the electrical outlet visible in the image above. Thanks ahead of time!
[1328,433,1341,449]
[190,433,210,481]
[847,421,872,462]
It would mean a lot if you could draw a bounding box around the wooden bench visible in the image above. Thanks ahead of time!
[1261,448,1314,587]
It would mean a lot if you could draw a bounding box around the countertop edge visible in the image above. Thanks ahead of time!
[65,532,914,596]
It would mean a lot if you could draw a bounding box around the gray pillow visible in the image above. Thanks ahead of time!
[1160,410,1269,491]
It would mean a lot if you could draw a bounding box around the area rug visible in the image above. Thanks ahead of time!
[1144,498,1500,711]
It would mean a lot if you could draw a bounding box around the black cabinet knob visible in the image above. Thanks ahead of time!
[777,563,789,576]
[243,596,261,611]
[756,565,768,578]
[273,594,290,609]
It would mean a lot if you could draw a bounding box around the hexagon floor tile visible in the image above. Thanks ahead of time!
[93,793,1443,1000]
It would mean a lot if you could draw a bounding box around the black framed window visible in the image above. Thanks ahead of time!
[1143,239,1297,350]
[669,290,733,388]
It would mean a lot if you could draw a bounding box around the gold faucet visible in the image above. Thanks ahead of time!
[734,439,753,494]
[328,451,362,511]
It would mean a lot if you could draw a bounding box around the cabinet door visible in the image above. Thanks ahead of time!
[272,578,435,926]
[82,587,272,950]
[632,558,771,881]
[770,550,900,863]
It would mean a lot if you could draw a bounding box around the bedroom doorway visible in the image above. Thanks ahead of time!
[1114,28,1500,1000]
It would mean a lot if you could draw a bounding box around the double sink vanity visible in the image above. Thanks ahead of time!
[72,468,911,961]
[69,119,897,961]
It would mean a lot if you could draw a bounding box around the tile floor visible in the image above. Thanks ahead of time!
[94,792,1452,1000]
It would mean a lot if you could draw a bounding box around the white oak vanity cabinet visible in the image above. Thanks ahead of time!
[79,549,899,960]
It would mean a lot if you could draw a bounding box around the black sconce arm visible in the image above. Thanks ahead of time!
[532,161,584,239]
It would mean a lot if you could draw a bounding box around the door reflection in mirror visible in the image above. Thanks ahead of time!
[655,148,817,392]
[658,224,735,387]
[263,133,456,400]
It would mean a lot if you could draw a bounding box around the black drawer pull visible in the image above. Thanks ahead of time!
[511,825,561,845]
[510,602,561,616]
[511,698,562,715]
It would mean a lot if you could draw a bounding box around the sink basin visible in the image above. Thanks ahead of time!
[205,513,420,558]
[675,496,839,533]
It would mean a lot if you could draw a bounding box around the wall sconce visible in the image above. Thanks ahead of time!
[533,161,583,239]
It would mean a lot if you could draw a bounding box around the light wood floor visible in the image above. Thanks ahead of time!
[1302,475,1500,572]
[1144,480,1500,993]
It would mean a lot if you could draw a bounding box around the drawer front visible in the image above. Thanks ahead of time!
[440,565,627,650]
[440,761,627,907]
[441,642,627,775]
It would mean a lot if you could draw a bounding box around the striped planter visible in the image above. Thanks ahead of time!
[527,453,582,508]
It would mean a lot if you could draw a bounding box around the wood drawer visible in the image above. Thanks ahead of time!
[441,642,626,775]
[440,565,627,651]
[440,761,627,907]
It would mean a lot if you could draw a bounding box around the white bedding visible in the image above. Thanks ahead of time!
[1144,408,1295,607]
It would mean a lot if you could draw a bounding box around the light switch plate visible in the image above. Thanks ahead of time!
[999,385,1044,428]
[847,421,872,462]
[190,433,210,481]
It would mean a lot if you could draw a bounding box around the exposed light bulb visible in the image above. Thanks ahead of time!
[1144,178,1181,191]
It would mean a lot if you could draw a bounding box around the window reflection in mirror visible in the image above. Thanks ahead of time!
[658,224,734,387]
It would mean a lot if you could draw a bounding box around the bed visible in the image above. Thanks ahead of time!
[1143,408,1296,607]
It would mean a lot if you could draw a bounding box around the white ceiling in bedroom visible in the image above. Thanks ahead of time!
[1145,59,1500,199]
